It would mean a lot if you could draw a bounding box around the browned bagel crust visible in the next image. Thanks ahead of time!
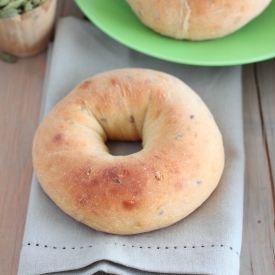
[32,68,224,235]
[126,0,271,40]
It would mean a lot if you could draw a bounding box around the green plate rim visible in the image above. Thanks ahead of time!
[75,0,275,66]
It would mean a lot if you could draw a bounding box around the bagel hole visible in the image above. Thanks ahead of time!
[106,140,143,156]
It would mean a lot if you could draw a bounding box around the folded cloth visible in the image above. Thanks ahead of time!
[18,17,244,275]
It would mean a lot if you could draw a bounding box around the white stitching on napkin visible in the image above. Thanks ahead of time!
[24,242,239,255]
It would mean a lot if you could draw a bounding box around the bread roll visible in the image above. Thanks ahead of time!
[32,68,225,235]
[126,0,271,40]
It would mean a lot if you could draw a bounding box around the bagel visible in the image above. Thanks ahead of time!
[126,0,272,40]
[32,68,224,235]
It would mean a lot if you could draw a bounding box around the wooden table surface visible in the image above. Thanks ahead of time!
[0,2,275,275]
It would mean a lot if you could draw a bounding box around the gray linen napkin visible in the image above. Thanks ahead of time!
[18,17,244,275]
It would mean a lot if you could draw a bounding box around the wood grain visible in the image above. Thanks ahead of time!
[240,60,275,275]
[0,53,47,275]
[56,0,84,19]
[0,2,83,274]
[257,60,275,186]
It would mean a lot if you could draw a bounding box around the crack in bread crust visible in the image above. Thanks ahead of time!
[180,0,191,38]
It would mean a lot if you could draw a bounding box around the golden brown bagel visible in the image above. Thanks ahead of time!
[126,0,271,40]
[32,68,224,235]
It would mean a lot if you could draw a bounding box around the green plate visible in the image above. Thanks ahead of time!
[75,0,275,66]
